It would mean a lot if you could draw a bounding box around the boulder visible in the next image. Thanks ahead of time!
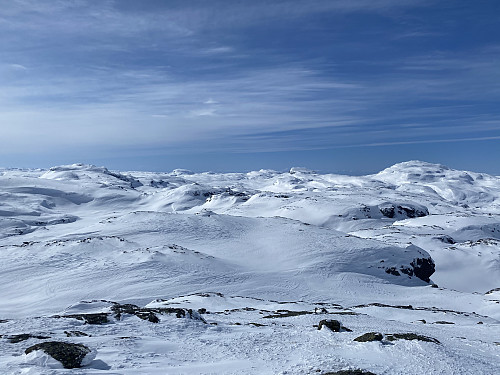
[318,319,341,332]
[318,319,351,332]
[25,341,95,369]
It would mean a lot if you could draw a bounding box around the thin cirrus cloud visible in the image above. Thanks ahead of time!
[0,64,365,148]
[0,0,499,172]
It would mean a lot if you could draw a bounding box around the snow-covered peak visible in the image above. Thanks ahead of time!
[41,164,112,180]
[373,160,499,186]
[372,160,500,205]
[170,168,195,176]
[374,160,451,183]
[41,163,142,188]
[48,163,109,172]
[289,166,317,175]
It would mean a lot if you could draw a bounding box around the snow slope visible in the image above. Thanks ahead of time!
[0,161,499,374]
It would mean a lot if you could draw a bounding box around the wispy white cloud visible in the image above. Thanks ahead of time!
[201,46,234,55]
[7,63,28,70]
[204,98,218,104]
[1,51,499,156]
[346,135,500,148]
[189,108,217,117]
[0,0,429,41]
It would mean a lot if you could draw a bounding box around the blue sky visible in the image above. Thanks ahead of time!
[1,0,499,174]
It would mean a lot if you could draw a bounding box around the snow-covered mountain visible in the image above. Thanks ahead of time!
[0,161,499,374]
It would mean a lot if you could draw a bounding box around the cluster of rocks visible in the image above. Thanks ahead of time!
[52,301,207,325]
[317,319,439,375]
[315,319,439,344]
[379,204,428,219]
[2,302,207,369]
[2,303,443,371]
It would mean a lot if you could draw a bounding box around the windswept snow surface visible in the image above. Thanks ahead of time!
[0,161,499,374]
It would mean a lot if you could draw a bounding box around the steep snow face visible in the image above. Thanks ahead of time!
[0,161,499,374]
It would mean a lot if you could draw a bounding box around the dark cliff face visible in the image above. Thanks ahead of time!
[410,257,435,283]
[379,204,429,219]
[385,256,435,283]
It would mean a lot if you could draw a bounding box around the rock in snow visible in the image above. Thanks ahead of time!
[318,319,349,332]
[24,341,95,369]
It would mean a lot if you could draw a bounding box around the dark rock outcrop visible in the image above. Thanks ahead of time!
[6,334,50,343]
[434,235,455,244]
[379,204,428,219]
[55,313,109,325]
[111,303,160,323]
[385,333,439,343]
[354,332,439,344]
[384,256,435,283]
[353,332,383,342]
[53,301,207,326]
[111,302,206,323]
[64,331,90,337]
[25,341,93,369]
[263,310,311,318]
[485,287,500,295]
[323,370,376,375]
[410,257,435,282]
[385,267,400,276]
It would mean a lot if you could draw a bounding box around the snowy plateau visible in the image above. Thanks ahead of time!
[0,160,499,375]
